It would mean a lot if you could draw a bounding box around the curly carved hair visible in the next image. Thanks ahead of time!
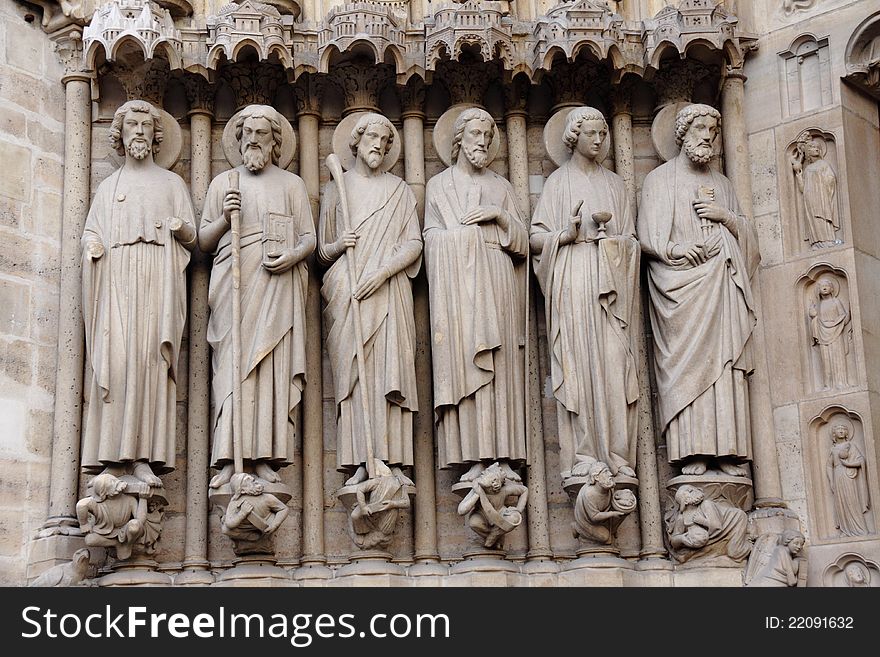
[109,100,164,156]
[674,103,721,147]
[562,106,608,152]
[234,105,283,164]
[349,112,395,157]
[451,107,495,164]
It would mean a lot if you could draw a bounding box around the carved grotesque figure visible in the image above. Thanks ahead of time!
[531,106,640,480]
[665,484,751,564]
[347,460,412,550]
[571,459,637,546]
[457,462,529,549]
[221,472,290,544]
[638,104,760,478]
[743,529,806,587]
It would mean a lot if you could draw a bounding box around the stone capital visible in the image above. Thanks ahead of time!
[652,60,714,109]
[113,58,171,105]
[293,73,326,118]
[398,78,427,117]
[331,60,391,114]
[222,60,286,110]
[183,74,215,115]
[436,60,497,107]
[52,27,89,83]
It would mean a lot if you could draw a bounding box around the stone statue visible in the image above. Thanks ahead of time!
[571,459,637,546]
[809,276,851,389]
[457,462,529,549]
[531,106,640,479]
[665,484,751,563]
[347,460,412,550]
[827,422,869,537]
[743,529,806,587]
[76,472,159,560]
[844,561,871,587]
[201,104,315,488]
[221,472,290,544]
[80,99,197,486]
[424,107,529,482]
[319,112,422,487]
[791,131,840,248]
[29,549,91,587]
[638,104,760,477]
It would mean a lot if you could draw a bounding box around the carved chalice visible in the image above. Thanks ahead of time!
[592,211,612,239]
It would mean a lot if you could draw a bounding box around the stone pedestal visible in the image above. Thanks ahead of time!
[214,555,293,587]
[99,557,173,587]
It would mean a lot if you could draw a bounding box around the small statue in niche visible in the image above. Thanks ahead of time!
[809,276,852,390]
[571,459,637,546]
[76,473,161,560]
[827,421,870,537]
[347,460,412,550]
[29,549,91,588]
[457,462,529,549]
[791,130,840,248]
[844,561,871,587]
[665,484,751,564]
[221,473,290,546]
[743,529,806,587]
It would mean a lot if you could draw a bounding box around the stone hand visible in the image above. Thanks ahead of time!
[263,249,296,274]
[336,231,359,253]
[85,241,105,260]
[693,201,734,226]
[672,242,712,267]
[353,268,388,300]
[222,189,241,222]
[560,200,583,246]
[462,206,506,229]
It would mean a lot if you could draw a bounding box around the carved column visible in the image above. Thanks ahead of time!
[613,81,668,562]
[400,79,443,574]
[37,28,91,544]
[722,63,785,507]
[293,75,331,580]
[178,75,215,585]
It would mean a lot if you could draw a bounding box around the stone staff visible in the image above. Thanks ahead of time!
[326,153,376,479]
[228,169,244,475]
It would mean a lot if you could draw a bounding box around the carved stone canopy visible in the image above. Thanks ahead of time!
[844,10,880,101]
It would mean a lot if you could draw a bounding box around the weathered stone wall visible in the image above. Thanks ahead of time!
[0,4,65,585]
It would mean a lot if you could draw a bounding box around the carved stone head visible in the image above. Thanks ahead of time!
[230,472,264,498]
[349,112,395,170]
[235,104,283,171]
[781,529,805,555]
[675,103,721,165]
[451,107,495,169]
[674,484,704,511]
[91,472,126,501]
[109,99,164,159]
[562,106,608,160]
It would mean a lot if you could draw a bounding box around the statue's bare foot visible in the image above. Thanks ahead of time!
[132,461,161,487]
[209,463,234,489]
[681,459,708,476]
[460,462,485,482]
[718,460,748,477]
[254,461,280,483]
[391,466,414,486]
[617,465,637,478]
[344,465,368,486]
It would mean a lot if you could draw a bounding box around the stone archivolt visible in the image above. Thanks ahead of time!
[67,0,754,87]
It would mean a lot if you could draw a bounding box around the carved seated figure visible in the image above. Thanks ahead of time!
[347,460,411,550]
[221,472,290,544]
[665,484,751,564]
[571,460,637,546]
[457,462,528,549]
[76,473,148,561]
[743,529,806,587]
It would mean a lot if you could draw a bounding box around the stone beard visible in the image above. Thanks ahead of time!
[80,104,196,476]
[319,117,422,478]
[531,112,640,478]
[637,106,760,473]
[200,111,314,475]
[424,112,529,470]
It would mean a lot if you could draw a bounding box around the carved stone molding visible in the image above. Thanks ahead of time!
[83,0,183,70]
[206,1,294,71]
[318,3,406,76]
[844,11,880,101]
[532,1,624,73]
[221,59,287,108]
[425,1,516,72]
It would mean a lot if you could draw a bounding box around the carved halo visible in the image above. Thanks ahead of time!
[795,128,829,159]
[542,106,612,168]
[650,101,690,162]
[827,413,854,439]
[110,107,183,171]
[222,107,297,171]
[331,111,402,172]
[433,103,502,168]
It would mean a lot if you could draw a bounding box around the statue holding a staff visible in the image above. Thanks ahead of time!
[200,105,314,549]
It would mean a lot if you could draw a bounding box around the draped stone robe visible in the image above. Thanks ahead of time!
[638,158,760,465]
[202,165,312,469]
[319,171,421,472]
[81,165,195,473]
[531,162,640,477]
[424,166,529,469]
[802,157,839,245]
